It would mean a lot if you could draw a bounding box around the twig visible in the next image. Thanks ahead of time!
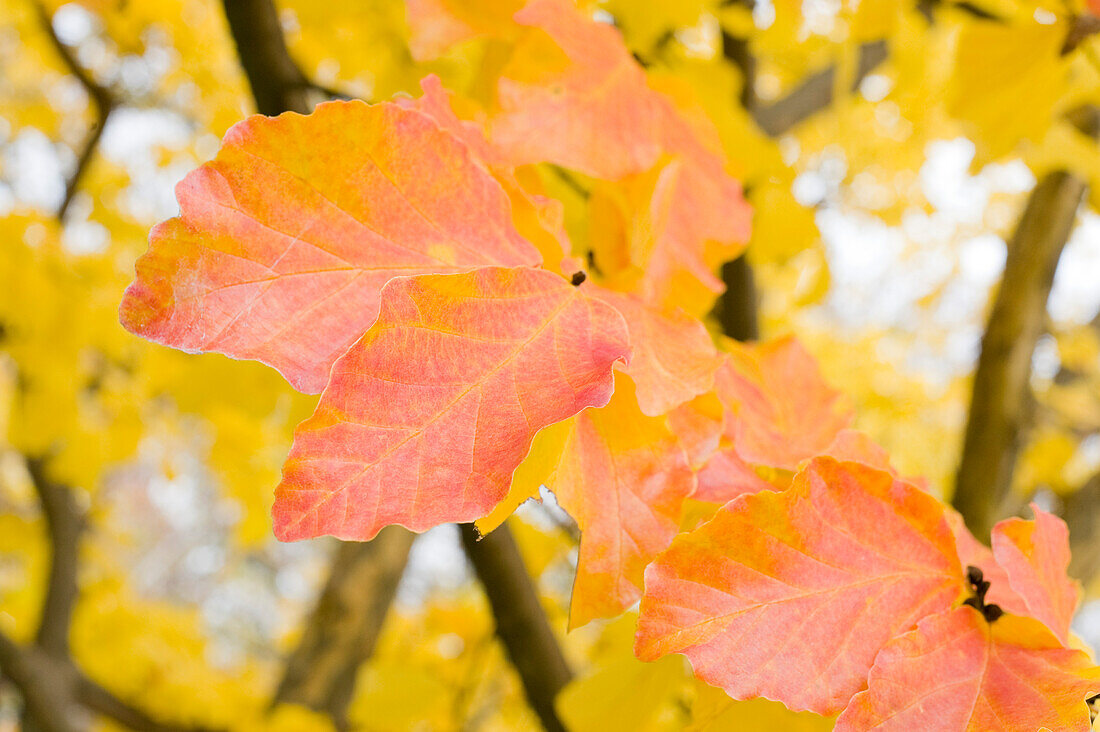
[459,523,572,732]
[33,1,116,220]
[272,528,414,730]
[715,20,762,342]
[952,107,1099,540]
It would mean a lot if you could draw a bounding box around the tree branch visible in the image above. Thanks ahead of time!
[750,40,887,137]
[25,459,83,660]
[1,627,221,732]
[74,674,220,732]
[33,1,115,220]
[272,528,414,730]
[1063,472,1100,582]
[214,4,421,727]
[220,0,313,116]
[0,630,81,732]
[459,523,572,732]
[952,107,1098,540]
[714,254,760,342]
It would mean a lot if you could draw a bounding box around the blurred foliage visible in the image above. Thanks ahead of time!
[1,0,1099,728]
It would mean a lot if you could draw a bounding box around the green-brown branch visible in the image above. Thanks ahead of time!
[953,107,1098,540]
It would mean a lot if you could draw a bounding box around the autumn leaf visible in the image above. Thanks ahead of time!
[473,415,574,535]
[948,504,1081,644]
[693,441,778,505]
[691,338,853,505]
[947,19,1069,163]
[491,0,664,179]
[714,336,852,470]
[401,75,571,266]
[404,0,522,60]
[588,288,722,416]
[836,607,1100,731]
[666,392,724,470]
[688,680,834,731]
[272,266,629,541]
[490,0,751,311]
[634,155,751,314]
[121,100,541,394]
[990,504,1080,644]
[825,429,894,470]
[556,654,688,732]
[552,374,696,627]
[635,458,965,715]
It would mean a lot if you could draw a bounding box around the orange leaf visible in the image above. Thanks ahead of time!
[716,337,852,470]
[990,504,1080,644]
[825,429,893,470]
[836,607,1100,731]
[635,458,965,715]
[491,0,663,179]
[120,101,541,393]
[667,392,724,470]
[491,0,750,309]
[589,288,722,416]
[401,75,571,267]
[272,266,629,541]
[694,444,779,504]
[639,155,751,313]
[552,375,696,627]
[405,0,522,61]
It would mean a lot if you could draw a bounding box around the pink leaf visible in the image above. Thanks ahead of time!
[990,504,1080,643]
[635,457,965,715]
[837,607,1100,731]
[273,266,629,541]
[121,101,540,393]
[590,288,722,416]
[552,375,696,627]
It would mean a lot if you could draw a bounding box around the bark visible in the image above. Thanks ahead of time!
[26,460,83,660]
[1063,473,1100,582]
[460,523,572,732]
[0,631,81,732]
[273,528,415,730]
[714,254,760,342]
[75,674,222,732]
[952,108,1097,539]
[220,0,313,116]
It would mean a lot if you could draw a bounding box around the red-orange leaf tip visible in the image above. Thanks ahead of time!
[272,266,630,542]
[635,457,965,715]
[836,607,1100,731]
[990,504,1080,644]
[120,100,541,394]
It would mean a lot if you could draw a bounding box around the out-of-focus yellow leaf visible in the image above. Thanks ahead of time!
[947,19,1069,163]
[688,680,835,730]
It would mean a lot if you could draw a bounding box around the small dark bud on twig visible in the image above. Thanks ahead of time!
[966,565,983,586]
